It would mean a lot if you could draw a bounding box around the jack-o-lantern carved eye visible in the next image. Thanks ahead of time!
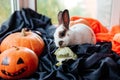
[1,57,9,66]
[17,58,24,64]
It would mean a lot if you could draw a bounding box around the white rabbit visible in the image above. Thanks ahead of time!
[54,9,96,47]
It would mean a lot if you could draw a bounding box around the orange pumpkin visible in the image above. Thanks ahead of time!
[0,29,45,56]
[0,46,38,79]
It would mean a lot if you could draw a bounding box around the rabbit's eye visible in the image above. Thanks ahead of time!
[59,30,66,38]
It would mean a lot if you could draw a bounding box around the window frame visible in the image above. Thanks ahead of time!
[110,0,120,27]
[11,0,37,13]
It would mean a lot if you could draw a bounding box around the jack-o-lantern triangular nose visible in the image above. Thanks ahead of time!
[17,57,24,64]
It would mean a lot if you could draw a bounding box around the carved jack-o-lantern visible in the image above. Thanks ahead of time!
[0,47,38,79]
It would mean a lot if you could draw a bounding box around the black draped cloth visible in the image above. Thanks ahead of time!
[0,8,120,80]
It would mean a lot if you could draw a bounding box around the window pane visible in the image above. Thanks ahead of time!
[0,0,11,26]
[37,0,112,28]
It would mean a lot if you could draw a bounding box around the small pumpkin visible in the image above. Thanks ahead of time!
[0,46,38,79]
[0,28,45,56]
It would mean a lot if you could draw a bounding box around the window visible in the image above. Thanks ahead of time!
[0,0,36,26]
[37,0,97,24]
[0,0,11,26]
[0,0,119,29]
[37,0,114,28]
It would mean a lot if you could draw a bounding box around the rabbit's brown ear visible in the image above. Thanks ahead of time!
[58,11,63,25]
[62,9,70,29]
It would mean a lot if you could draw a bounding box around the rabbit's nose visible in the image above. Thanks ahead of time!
[59,41,63,46]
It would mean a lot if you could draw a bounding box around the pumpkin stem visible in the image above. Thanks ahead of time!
[12,46,19,50]
[21,28,27,36]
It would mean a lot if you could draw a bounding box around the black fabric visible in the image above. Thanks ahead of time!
[0,8,120,80]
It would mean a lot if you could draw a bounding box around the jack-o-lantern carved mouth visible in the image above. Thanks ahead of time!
[1,66,27,77]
